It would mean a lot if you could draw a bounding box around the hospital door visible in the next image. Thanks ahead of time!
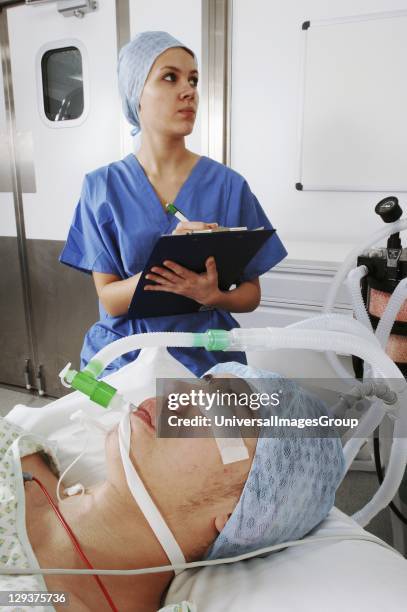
[0,0,122,396]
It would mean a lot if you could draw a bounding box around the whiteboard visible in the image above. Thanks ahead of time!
[297,10,407,192]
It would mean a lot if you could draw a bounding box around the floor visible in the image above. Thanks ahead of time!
[0,383,402,553]
[0,384,53,416]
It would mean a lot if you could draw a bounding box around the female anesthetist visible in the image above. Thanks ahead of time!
[60,31,287,376]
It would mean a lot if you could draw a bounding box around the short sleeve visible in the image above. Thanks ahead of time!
[234,180,287,281]
[59,175,122,276]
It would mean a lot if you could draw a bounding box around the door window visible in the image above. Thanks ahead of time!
[41,46,84,122]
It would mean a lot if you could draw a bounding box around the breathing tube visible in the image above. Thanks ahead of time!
[322,197,407,526]
[59,322,406,526]
[355,200,407,525]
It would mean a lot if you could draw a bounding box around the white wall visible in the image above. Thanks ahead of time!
[231,0,407,264]
[128,0,202,155]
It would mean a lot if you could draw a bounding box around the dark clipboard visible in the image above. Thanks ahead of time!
[128,228,275,319]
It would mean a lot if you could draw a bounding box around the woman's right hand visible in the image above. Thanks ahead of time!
[172,221,218,235]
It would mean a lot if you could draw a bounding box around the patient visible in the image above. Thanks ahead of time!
[1,362,344,612]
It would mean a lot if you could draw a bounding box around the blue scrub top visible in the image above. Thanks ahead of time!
[60,154,287,376]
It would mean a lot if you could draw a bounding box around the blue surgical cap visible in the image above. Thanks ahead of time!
[117,31,194,135]
[203,362,345,560]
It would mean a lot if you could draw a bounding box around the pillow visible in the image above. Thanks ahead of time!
[6,347,193,487]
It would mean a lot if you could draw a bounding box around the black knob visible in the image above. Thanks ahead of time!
[375,197,403,223]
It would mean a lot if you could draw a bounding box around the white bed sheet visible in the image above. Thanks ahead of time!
[164,507,407,611]
[6,348,407,612]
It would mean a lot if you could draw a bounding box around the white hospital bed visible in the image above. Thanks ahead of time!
[6,347,407,612]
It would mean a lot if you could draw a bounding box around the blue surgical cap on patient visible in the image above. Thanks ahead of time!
[117,31,194,135]
[203,362,345,560]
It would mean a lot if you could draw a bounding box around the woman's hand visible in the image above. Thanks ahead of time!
[172,221,218,235]
[144,257,221,306]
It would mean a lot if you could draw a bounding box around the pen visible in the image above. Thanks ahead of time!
[165,202,247,232]
[166,202,189,222]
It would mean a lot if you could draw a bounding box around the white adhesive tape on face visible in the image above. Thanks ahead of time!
[118,413,186,573]
[215,437,249,464]
[196,395,249,465]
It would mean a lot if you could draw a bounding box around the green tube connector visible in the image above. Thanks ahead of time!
[70,370,117,408]
[83,359,104,379]
[194,329,230,351]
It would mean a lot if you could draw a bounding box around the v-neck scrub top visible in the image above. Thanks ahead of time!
[60,155,287,376]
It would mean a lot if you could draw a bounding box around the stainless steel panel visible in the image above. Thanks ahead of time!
[0,236,97,397]
[0,131,36,192]
[0,132,12,190]
[0,9,37,351]
[115,0,130,54]
[0,237,31,386]
[0,8,37,389]
[201,0,232,164]
[15,130,36,192]
[27,239,99,397]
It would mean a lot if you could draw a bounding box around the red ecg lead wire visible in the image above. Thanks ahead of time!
[31,476,118,612]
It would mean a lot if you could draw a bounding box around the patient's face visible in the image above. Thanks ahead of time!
[107,375,257,517]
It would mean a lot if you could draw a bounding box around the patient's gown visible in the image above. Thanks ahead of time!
[0,417,59,612]
[60,155,287,375]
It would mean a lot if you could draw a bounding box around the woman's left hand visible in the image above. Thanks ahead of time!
[144,257,220,306]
